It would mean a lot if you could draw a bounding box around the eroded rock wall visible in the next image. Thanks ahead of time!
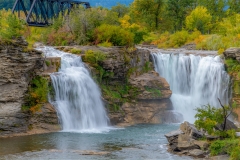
[0,38,59,136]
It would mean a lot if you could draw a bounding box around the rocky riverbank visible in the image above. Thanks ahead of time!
[164,121,240,159]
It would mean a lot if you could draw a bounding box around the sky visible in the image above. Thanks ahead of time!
[87,0,134,8]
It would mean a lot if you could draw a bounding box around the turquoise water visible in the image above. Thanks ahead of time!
[0,124,191,160]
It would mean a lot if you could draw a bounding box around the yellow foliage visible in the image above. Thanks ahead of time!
[185,6,212,33]
[119,15,131,28]
[218,48,225,55]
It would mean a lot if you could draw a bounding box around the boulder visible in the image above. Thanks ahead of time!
[180,121,203,139]
[177,134,200,151]
[223,47,240,62]
[215,119,237,131]
[189,149,205,158]
[193,140,209,150]
[165,129,183,144]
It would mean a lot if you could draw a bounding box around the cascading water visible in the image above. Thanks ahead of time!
[151,51,230,123]
[37,46,109,132]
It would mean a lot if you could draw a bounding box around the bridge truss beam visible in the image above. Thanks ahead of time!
[12,0,90,27]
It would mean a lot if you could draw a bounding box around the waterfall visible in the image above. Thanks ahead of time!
[151,52,230,123]
[38,46,109,132]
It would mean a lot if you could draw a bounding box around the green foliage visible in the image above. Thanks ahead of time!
[195,104,224,135]
[186,6,212,34]
[145,87,162,97]
[22,76,49,113]
[84,50,106,64]
[100,82,140,112]
[70,48,82,54]
[0,10,23,41]
[210,139,240,158]
[95,24,134,46]
[166,0,196,31]
[45,60,51,67]
[130,0,164,30]
[169,30,190,48]
[142,61,151,73]
[225,58,240,73]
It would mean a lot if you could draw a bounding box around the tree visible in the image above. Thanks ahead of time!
[166,0,196,32]
[228,0,240,14]
[130,0,164,30]
[111,3,129,18]
[185,6,212,34]
[194,99,237,136]
[197,0,226,21]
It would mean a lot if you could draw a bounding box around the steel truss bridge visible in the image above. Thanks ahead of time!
[12,0,90,27]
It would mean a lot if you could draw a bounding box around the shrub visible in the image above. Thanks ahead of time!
[70,48,82,54]
[210,139,240,158]
[95,24,134,46]
[84,50,106,64]
[22,76,49,113]
[169,30,189,48]
[0,9,23,41]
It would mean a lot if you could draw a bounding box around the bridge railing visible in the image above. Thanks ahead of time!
[12,0,90,27]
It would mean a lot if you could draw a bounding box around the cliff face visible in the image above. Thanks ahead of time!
[0,39,59,136]
[0,38,42,134]
[223,48,240,123]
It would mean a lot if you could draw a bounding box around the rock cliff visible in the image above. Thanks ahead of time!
[223,48,240,123]
[0,38,59,136]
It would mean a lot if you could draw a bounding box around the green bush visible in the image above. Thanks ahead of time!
[95,24,134,46]
[169,30,189,48]
[194,104,224,135]
[70,48,82,54]
[22,76,49,112]
[210,139,240,159]
[84,50,106,64]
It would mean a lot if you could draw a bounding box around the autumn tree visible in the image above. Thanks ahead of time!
[185,6,212,34]
[130,0,164,30]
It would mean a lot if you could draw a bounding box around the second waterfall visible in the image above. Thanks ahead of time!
[152,51,230,122]
[39,47,109,132]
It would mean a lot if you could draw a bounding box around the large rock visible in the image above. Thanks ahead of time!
[165,129,183,144]
[189,149,205,158]
[177,134,199,151]
[129,71,172,100]
[215,118,237,131]
[223,47,240,62]
[180,121,203,139]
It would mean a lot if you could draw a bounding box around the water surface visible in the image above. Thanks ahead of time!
[0,124,191,160]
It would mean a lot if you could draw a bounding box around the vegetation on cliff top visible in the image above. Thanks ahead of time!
[1,0,240,53]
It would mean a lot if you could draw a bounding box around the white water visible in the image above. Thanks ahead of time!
[37,46,110,133]
[151,52,230,123]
